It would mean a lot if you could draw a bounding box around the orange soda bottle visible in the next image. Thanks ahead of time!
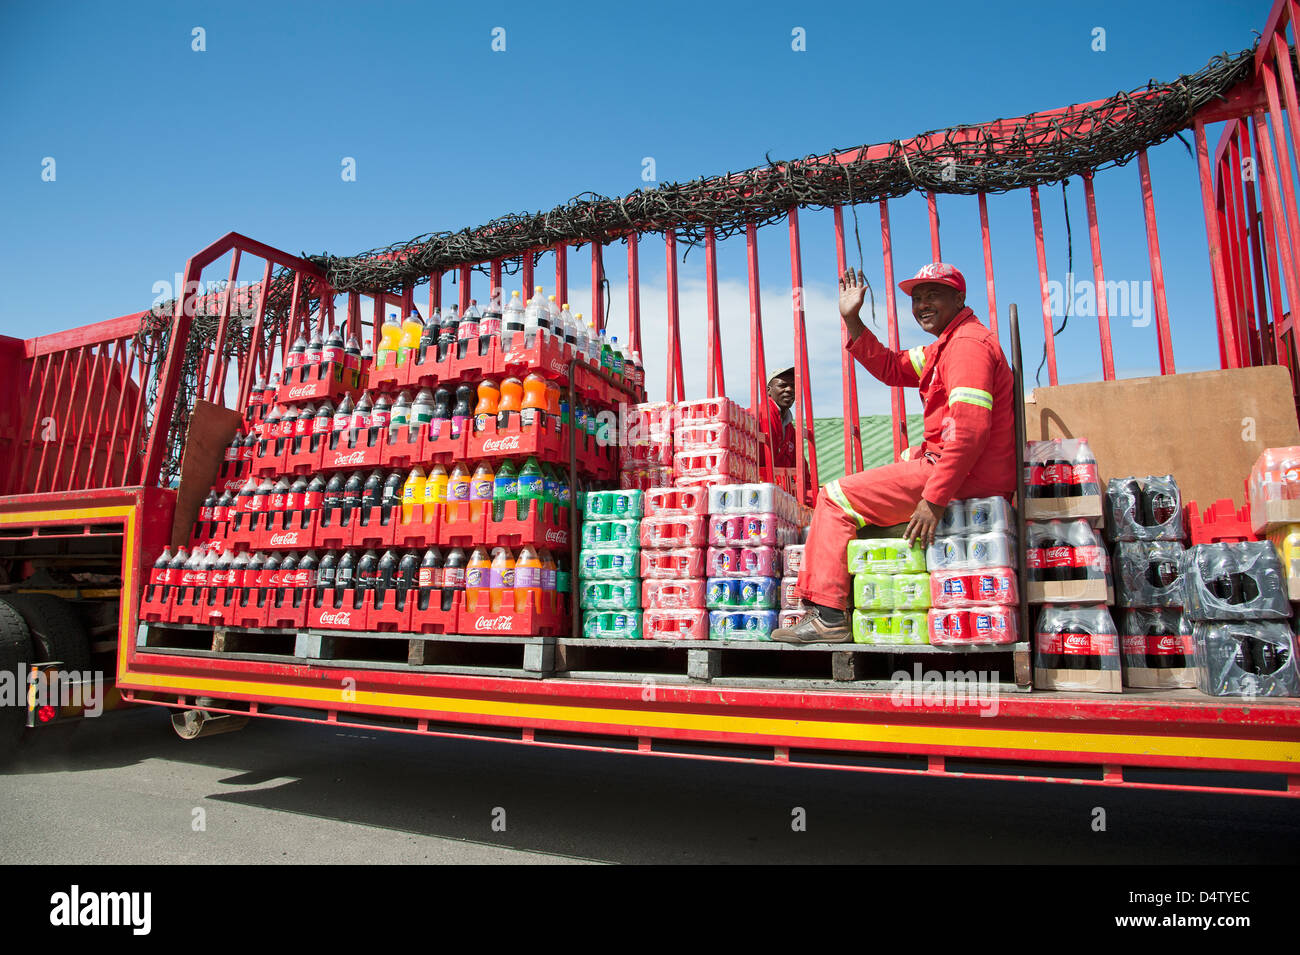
[470,461,494,523]
[514,546,542,612]
[423,463,447,517]
[465,547,491,611]
[474,379,499,433]
[497,377,524,430]
[489,546,515,612]
[445,463,470,524]
[544,381,562,434]
[520,373,548,429]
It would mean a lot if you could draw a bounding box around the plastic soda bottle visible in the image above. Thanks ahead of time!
[475,379,500,433]
[457,302,481,359]
[451,384,473,438]
[402,466,426,523]
[470,461,495,523]
[465,547,491,611]
[610,336,624,378]
[502,290,525,346]
[497,377,524,430]
[493,459,519,522]
[398,311,424,366]
[517,456,544,521]
[489,547,516,612]
[545,380,562,434]
[521,372,549,429]
[445,463,471,523]
[424,464,447,515]
[377,312,402,366]
[515,546,542,613]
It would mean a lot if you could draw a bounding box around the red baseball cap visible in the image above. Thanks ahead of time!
[899,262,966,296]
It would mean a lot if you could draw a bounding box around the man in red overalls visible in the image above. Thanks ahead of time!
[763,367,797,469]
[773,263,1016,643]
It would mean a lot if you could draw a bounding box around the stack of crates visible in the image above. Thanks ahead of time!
[639,485,711,639]
[579,489,643,639]
[847,538,930,644]
[673,398,760,490]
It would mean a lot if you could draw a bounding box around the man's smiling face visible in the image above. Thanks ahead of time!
[910,282,965,336]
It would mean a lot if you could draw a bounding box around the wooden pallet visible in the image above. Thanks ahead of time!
[554,638,1032,691]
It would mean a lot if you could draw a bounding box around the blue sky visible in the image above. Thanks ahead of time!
[0,0,1272,415]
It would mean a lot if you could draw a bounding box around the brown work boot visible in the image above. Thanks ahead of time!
[772,604,852,644]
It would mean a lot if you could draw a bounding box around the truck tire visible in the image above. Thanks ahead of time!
[0,601,34,759]
[0,594,92,673]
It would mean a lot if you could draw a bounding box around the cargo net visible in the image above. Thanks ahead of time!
[138,273,311,486]
[313,47,1258,294]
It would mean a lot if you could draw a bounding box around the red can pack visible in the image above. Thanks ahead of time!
[645,485,709,517]
[928,609,971,644]
[642,578,707,610]
[970,567,1017,606]
[968,605,1019,644]
[643,608,708,640]
[675,450,735,480]
[780,576,800,610]
[640,547,705,579]
[676,397,742,428]
[930,571,973,609]
[639,514,707,549]
[783,544,806,576]
[706,545,779,578]
[708,513,783,548]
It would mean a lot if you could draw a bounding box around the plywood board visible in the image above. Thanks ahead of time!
[1025,367,1299,510]
[172,399,243,547]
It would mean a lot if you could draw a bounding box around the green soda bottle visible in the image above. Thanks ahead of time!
[492,459,518,523]
[517,456,544,521]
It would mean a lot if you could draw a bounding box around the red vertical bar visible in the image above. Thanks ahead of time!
[1137,150,1176,374]
[788,207,818,501]
[458,266,471,313]
[1217,148,1247,366]
[86,339,125,487]
[977,193,999,345]
[664,232,684,403]
[1029,186,1060,385]
[236,261,274,410]
[207,248,243,404]
[879,200,909,457]
[1251,117,1290,366]
[46,346,86,492]
[554,244,567,310]
[927,191,941,261]
[1227,136,1262,364]
[123,333,158,486]
[370,294,383,354]
[1081,174,1115,380]
[704,228,724,398]
[12,354,52,494]
[1195,119,1242,369]
[522,255,534,304]
[747,223,774,480]
[1260,58,1300,303]
[69,344,110,489]
[102,339,139,487]
[625,237,640,346]
[490,260,503,306]
[282,271,304,369]
[590,243,604,344]
[324,289,336,333]
[1244,135,1276,365]
[833,206,863,475]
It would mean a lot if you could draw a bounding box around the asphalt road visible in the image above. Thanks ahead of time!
[1,706,1297,864]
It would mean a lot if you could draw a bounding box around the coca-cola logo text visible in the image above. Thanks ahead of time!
[318,611,352,626]
[474,614,516,632]
[331,451,367,466]
[483,434,522,453]
[268,533,301,547]
[544,528,568,545]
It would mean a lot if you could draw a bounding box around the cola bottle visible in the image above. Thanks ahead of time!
[1072,439,1100,497]
[213,549,235,592]
[437,305,459,362]
[247,551,266,598]
[1144,549,1180,590]
[269,477,291,525]
[287,332,307,370]
[241,431,257,462]
[277,552,299,607]
[344,333,362,375]
[418,546,443,611]
[306,327,324,367]
[397,549,419,600]
[333,394,355,433]
[315,551,337,607]
[1046,448,1075,498]
[261,404,281,442]
[335,550,356,599]
[304,475,326,517]
[323,327,345,366]
[262,551,283,599]
[1143,480,1178,528]
[1066,520,1103,581]
[154,547,173,587]
[1024,454,1046,500]
[363,468,385,508]
[231,551,250,592]
[352,391,375,432]
[451,384,473,439]
[375,548,398,598]
[1141,612,1187,669]
[251,479,274,525]
[342,470,366,521]
[356,550,379,601]
[1041,520,1073,583]
[199,489,217,524]
[381,471,405,519]
[430,387,453,439]
[293,403,314,441]
[314,402,334,439]
[224,431,243,465]
[323,472,345,524]
[297,550,318,607]
[1203,545,1242,605]
[372,393,393,431]
[215,490,234,524]
[442,547,467,612]
[418,315,438,363]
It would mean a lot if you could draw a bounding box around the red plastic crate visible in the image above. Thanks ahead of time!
[466,417,565,464]
[383,424,423,469]
[283,432,324,474]
[575,430,619,481]
[1186,498,1258,544]
[263,591,307,630]
[204,588,237,626]
[391,506,440,549]
[139,584,172,623]
[314,508,354,550]
[488,500,570,550]
[424,422,468,463]
[252,437,288,477]
[224,511,263,552]
[451,337,498,382]
[278,361,357,404]
[320,427,384,471]
[257,512,316,550]
[169,588,206,625]
[363,588,413,632]
[457,591,567,636]
[497,331,574,380]
[369,351,403,390]
[350,506,397,549]
[402,347,456,390]
[307,590,368,631]
[409,590,459,634]
[228,590,267,629]
[438,507,486,547]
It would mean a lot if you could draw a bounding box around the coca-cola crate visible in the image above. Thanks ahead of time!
[139,584,173,623]
[252,436,288,477]
[321,427,384,471]
[315,508,353,550]
[1187,498,1258,545]
[283,432,325,474]
[169,587,206,625]
[363,588,413,632]
[369,351,403,391]
[278,361,356,404]
[409,591,459,634]
[308,590,368,632]
[188,520,219,550]
[457,590,567,637]
[225,511,263,552]
[466,417,565,465]
[450,336,498,382]
[382,424,423,470]
[575,429,618,481]
[257,512,316,550]
[228,590,267,629]
[350,506,397,549]
[423,421,468,463]
[392,505,440,549]
[402,346,456,390]
[263,590,307,630]
[497,331,574,380]
[217,453,247,483]
[203,588,238,626]
[438,507,486,547]
[488,499,570,550]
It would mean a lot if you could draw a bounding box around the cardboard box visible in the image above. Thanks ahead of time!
[1123,665,1199,690]
[1028,579,1112,604]
[1024,492,1104,523]
[1033,666,1123,693]
[1254,499,1300,534]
